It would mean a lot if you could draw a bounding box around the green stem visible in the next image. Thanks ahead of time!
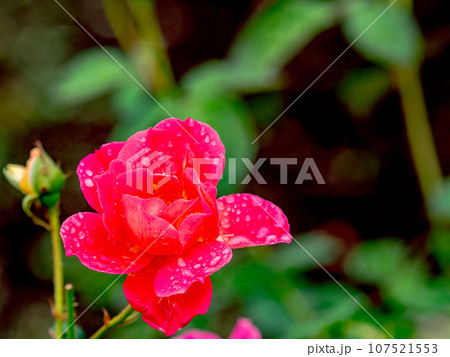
[49,204,65,338]
[127,0,175,93]
[101,0,140,53]
[394,66,443,199]
[65,284,76,339]
[89,305,135,339]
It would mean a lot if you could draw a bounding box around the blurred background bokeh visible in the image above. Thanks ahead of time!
[0,0,449,338]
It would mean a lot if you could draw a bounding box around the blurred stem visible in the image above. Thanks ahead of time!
[101,0,140,53]
[102,0,175,93]
[394,66,442,199]
[49,204,64,338]
[65,284,76,339]
[89,305,135,339]
[127,0,175,93]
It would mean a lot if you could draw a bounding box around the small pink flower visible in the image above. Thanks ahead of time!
[60,118,291,336]
[176,318,262,339]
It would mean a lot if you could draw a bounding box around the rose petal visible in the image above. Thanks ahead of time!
[60,212,151,274]
[96,159,183,238]
[163,199,203,229]
[175,330,221,339]
[216,193,291,248]
[77,142,124,212]
[123,259,212,336]
[228,318,262,339]
[118,118,225,185]
[121,195,182,255]
[154,241,232,297]
[178,213,219,249]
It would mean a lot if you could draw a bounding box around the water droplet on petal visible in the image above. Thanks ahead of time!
[245,215,251,222]
[210,256,221,266]
[182,270,194,278]
[84,178,94,187]
[256,227,269,239]
[225,196,235,204]
[204,135,210,143]
[220,218,231,229]
[177,258,186,268]
[217,201,225,210]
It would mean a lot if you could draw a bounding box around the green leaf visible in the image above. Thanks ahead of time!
[181,0,336,94]
[230,0,336,71]
[342,0,423,67]
[338,68,391,117]
[427,177,450,225]
[344,238,409,284]
[268,232,344,272]
[428,228,450,273]
[53,47,135,105]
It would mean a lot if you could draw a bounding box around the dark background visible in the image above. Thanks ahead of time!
[0,0,449,338]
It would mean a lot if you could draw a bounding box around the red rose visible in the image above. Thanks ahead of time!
[61,118,291,336]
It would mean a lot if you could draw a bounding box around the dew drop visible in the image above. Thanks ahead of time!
[256,227,269,239]
[182,270,194,278]
[210,256,221,266]
[245,215,251,222]
[225,196,235,204]
[86,170,93,177]
[177,258,186,268]
[220,218,231,229]
[211,141,216,146]
[204,135,210,143]
[84,178,94,187]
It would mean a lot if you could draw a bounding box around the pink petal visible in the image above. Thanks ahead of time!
[123,259,212,336]
[60,212,152,274]
[176,330,221,339]
[178,212,219,250]
[121,195,182,255]
[154,241,232,297]
[228,318,262,339]
[163,199,203,229]
[96,159,183,239]
[77,142,124,212]
[216,193,291,248]
[117,118,225,186]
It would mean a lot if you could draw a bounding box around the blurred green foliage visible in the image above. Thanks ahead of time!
[1,0,449,339]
